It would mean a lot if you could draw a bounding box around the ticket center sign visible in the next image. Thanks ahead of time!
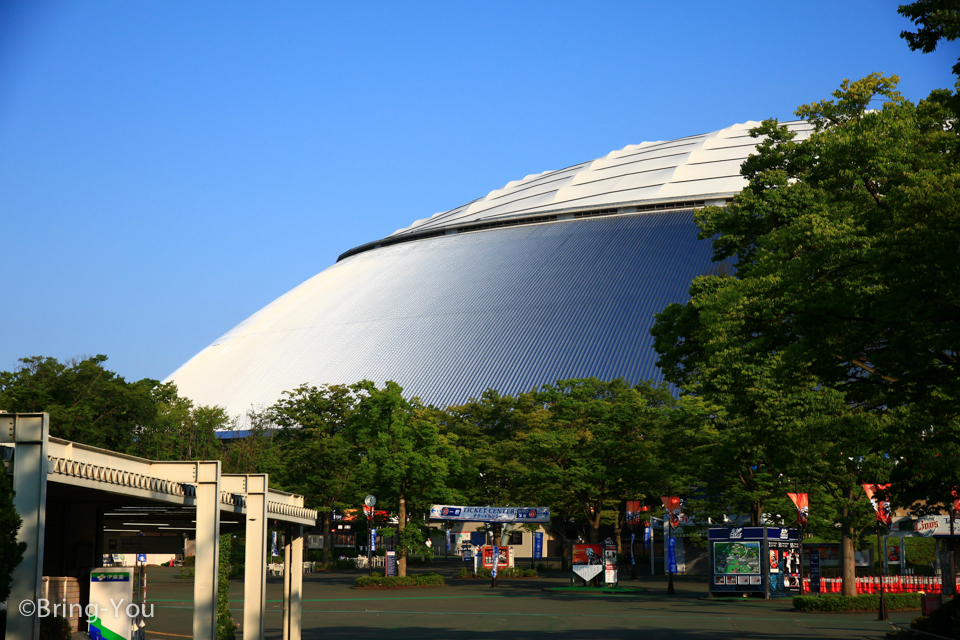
[429,505,550,523]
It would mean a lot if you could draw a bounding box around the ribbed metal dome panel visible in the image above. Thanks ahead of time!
[167,211,716,415]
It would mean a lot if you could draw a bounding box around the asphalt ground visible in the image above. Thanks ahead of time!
[140,562,916,640]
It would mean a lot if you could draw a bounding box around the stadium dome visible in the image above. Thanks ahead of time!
[167,120,811,417]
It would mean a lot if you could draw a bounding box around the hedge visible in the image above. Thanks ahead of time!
[355,573,445,588]
[457,567,538,578]
[793,593,920,612]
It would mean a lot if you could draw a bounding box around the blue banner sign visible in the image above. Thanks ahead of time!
[370,529,376,552]
[429,505,550,523]
[643,524,650,550]
[668,537,677,574]
[491,546,500,579]
[533,532,543,559]
[809,548,821,593]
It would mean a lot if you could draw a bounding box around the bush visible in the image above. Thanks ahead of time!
[793,593,920,612]
[355,573,445,588]
[456,566,537,578]
[911,596,960,638]
[332,559,357,570]
[183,555,196,567]
[39,615,72,640]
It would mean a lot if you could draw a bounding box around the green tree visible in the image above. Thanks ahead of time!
[0,470,26,603]
[0,355,156,451]
[650,73,955,594]
[522,378,672,544]
[899,1,960,75]
[267,384,359,565]
[131,382,227,461]
[348,381,451,577]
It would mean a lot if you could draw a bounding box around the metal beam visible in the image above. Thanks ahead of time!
[3,413,49,640]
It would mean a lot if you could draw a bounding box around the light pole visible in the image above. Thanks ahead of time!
[364,494,376,577]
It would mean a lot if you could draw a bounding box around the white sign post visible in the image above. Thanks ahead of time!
[89,567,134,640]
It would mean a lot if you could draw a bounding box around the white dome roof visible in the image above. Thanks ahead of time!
[387,120,812,239]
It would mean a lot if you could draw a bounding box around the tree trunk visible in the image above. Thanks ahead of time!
[613,506,623,556]
[398,494,407,577]
[587,501,602,543]
[322,512,332,565]
[841,496,857,596]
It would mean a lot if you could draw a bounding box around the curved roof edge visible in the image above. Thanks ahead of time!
[337,119,812,263]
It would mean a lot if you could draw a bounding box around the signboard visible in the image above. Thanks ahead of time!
[603,538,618,585]
[306,535,324,550]
[809,548,821,593]
[369,529,376,552]
[385,551,397,577]
[643,523,650,550]
[533,532,543,559]
[103,534,182,554]
[572,543,603,582]
[90,568,133,640]
[768,532,801,598]
[136,554,147,563]
[709,527,765,594]
[914,515,960,538]
[429,505,550,523]
[482,545,510,569]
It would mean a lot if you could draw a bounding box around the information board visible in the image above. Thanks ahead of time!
[709,527,765,594]
[89,568,133,640]
[385,551,397,577]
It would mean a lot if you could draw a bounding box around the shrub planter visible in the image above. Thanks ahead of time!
[793,594,921,612]
[354,574,445,589]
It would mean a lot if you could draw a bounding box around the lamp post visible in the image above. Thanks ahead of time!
[364,495,376,577]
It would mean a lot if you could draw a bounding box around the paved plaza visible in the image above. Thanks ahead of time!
[141,562,915,640]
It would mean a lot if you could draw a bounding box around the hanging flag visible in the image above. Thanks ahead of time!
[862,484,893,526]
[787,493,809,528]
[643,523,650,550]
[952,488,960,516]
[660,496,683,528]
[625,501,641,529]
[271,531,279,558]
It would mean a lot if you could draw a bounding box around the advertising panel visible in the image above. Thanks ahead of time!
[385,551,397,577]
[603,538,618,585]
[428,505,550,523]
[809,548,821,593]
[89,568,133,640]
[768,536,802,598]
[572,543,604,582]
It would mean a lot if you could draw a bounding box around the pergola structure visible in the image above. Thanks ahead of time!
[1,412,317,640]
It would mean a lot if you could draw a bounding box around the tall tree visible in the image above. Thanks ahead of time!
[348,381,452,577]
[267,384,358,565]
[522,378,672,544]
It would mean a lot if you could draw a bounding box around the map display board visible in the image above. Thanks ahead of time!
[709,527,766,594]
[708,527,801,597]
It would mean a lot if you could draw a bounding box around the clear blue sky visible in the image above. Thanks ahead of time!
[1,1,956,383]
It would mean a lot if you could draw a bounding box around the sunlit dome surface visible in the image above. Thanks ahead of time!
[168,120,811,418]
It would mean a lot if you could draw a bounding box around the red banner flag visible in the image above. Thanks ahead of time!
[787,492,808,528]
[952,488,960,516]
[862,484,893,526]
[660,496,683,528]
[625,501,641,529]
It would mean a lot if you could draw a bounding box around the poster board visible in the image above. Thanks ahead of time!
[768,529,801,598]
[572,543,603,582]
[481,545,510,569]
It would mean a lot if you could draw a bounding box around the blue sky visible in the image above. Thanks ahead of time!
[1,1,956,383]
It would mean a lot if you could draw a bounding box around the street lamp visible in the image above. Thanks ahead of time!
[364,495,376,576]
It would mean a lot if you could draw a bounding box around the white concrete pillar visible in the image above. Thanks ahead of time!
[4,413,49,640]
[282,525,303,640]
[193,461,222,640]
[242,476,267,640]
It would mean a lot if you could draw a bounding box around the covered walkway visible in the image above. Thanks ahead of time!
[1,412,317,640]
